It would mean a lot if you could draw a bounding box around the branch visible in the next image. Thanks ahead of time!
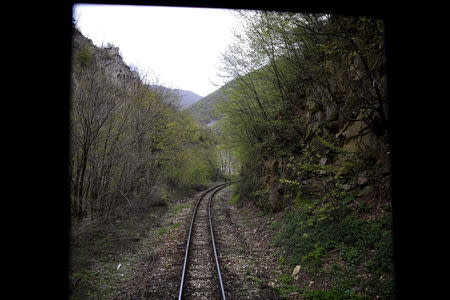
[118,190,132,207]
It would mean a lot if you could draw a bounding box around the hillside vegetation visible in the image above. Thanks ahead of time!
[216,11,393,298]
[188,87,226,126]
[149,85,203,108]
[70,28,225,223]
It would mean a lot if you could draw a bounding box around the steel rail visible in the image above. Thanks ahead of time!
[177,183,229,300]
[208,184,230,300]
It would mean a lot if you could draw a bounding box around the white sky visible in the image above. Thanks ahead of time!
[73,4,241,97]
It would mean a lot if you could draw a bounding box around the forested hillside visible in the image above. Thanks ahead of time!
[70,28,221,222]
[216,11,393,298]
[188,86,227,126]
[149,85,203,108]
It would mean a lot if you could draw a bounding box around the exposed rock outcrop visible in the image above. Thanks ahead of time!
[72,28,141,87]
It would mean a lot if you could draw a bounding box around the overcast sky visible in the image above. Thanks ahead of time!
[73,4,241,97]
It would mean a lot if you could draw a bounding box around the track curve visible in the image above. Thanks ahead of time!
[178,183,231,300]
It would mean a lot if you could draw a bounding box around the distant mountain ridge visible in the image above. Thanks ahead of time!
[176,89,203,108]
[150,85,203,108]
[188,86,229,127]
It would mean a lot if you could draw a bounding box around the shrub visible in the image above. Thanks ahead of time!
[76,45,93,67]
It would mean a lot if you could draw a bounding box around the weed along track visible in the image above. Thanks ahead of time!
[178,183,231,299]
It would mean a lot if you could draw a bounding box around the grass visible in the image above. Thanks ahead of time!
[228,193,240,205]
[303,288,367,300]
[169,202,191,215]
[274,274,301,298]
[246,274,266,288]
[157,222,181,237]
[70,250,143,300]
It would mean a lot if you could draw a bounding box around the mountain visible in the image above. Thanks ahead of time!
[175,89,203,108]
[149,85,203,109]
[188,86,229,126]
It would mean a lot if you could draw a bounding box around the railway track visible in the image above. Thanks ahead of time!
[178,183,231,300]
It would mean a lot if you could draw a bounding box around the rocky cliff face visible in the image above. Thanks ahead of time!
[262,111,390,213]
[260,40,390,212]
[72,28,202,110]
[72,28,140,88]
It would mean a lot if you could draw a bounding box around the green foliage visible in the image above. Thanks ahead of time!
[302,244,326,267]
[188,87,226,125]
[279,178,300,187]
[162,136,218,191]
[156,222,180,236]
[274,274,300,298]
[70,33,223,221]
[304,288,366,300]
[316,136,346,154]
[274,199,393,297]
[246,274,265,288]
[76,45,93,67]
[214,11,391,298]
[228,193,240,205]
[169,202,191,215]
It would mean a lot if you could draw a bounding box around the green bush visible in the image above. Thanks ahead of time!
[163,147,216,191]
[302,244,326,267]
[76,45,93,67]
